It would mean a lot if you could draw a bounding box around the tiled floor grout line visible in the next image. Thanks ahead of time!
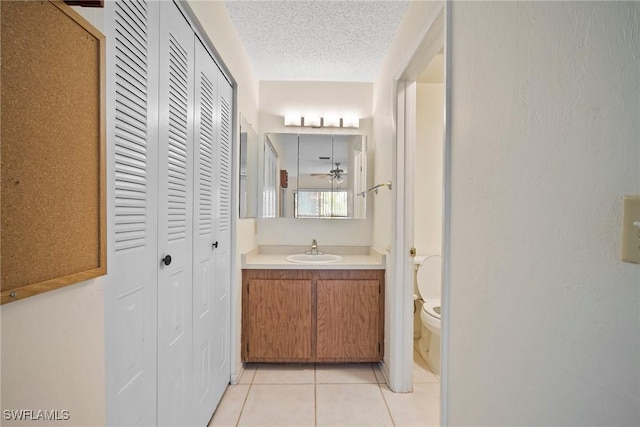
[374,365,397,427]
[314,363,318,427]
[234,365,258,427]
[378,381,397,427]
[233,383,251,427]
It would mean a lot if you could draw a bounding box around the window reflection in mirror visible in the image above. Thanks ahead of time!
[263,133,367,219]
[239,116,258,218]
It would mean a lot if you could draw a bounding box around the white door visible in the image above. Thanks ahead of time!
[106,1,233,424]
[157,2,195,424]
[192,38,220,424]
[212,72,233,404]
[105,1,159,425]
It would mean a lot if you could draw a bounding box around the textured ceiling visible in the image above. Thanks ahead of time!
[224,1,409,82]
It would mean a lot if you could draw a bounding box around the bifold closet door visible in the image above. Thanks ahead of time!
[192,40,233,422]
[212,69,234,407]
[157,1,195,424]
[105,1,159,425]
[107,1,232,425]
[192,38,222,424]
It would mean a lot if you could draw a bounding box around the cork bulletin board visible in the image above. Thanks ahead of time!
[1,0,106,304]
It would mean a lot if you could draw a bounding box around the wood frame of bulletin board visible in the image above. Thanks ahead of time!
[1,0,106,304]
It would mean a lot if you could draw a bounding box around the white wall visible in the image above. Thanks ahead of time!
[371,1,443,254]
[415,83,443,257]
[257,81,374,246]
[1,282,106,427]
[374,0,639,422]
[448,2,640,425]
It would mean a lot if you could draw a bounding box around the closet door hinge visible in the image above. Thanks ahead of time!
[247,283,249,294]
[378,342,381,353]
[246,343,249,353]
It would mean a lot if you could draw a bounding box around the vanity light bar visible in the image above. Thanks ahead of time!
[283,114,359,129]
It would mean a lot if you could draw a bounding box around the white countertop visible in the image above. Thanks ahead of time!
[242,246,386,270]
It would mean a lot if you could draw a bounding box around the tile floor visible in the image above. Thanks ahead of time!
[208,348,439,427]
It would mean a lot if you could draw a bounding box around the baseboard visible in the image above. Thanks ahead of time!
[230,361,245,385]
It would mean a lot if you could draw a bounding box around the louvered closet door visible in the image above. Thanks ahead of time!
[192,38,221,424]
[157,2,195,424]
[105,1,159,425]
[212,71,234,403]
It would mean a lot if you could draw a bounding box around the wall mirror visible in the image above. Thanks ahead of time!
[262,133,367,219]
[239,116,258,218]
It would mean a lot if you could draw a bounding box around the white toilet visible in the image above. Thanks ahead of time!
[416,255,441,374]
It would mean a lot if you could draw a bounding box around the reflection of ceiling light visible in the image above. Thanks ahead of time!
[283,114,359,129]
[323,115,341,128]
[342,115,359,128]
[284,114,302,126]
[304,115,321,127]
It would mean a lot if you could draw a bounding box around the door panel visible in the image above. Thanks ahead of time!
[105,0,159,425]
[157,2,194,425]
[317,280,380,360]
[192,38,219,425]
[246,279,313,361]
[212,72,233,402]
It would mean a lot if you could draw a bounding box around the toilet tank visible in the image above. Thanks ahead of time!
[416,255,441,300]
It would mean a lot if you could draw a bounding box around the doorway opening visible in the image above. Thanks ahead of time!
[391,3,450,425]
[412,49,444,387]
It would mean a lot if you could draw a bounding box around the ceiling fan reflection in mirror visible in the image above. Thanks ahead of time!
[311,162,347,183]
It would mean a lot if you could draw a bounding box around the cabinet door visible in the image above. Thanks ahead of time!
[317,280,382,361]
[245,279,313,361]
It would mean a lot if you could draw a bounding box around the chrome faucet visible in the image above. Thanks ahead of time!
[307,239,322,255]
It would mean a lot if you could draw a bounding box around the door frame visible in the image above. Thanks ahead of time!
[391,1,451,424]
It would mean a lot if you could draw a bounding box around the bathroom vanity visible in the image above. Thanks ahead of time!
[241,248,385,363]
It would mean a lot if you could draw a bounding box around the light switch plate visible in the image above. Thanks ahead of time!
[622,195,640,264]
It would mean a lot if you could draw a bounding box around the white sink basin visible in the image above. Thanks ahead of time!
[285,253,343,264]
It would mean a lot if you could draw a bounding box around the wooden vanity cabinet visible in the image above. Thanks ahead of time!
[242,269,384,363]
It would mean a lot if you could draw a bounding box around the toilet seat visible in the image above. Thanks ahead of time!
[416,255,441,300]
[421,298,441,336]
[415,254,442,373]
[423,299,440,320]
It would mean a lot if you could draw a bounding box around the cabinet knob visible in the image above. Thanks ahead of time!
[212,241,219,249]
[161,255,172,266]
